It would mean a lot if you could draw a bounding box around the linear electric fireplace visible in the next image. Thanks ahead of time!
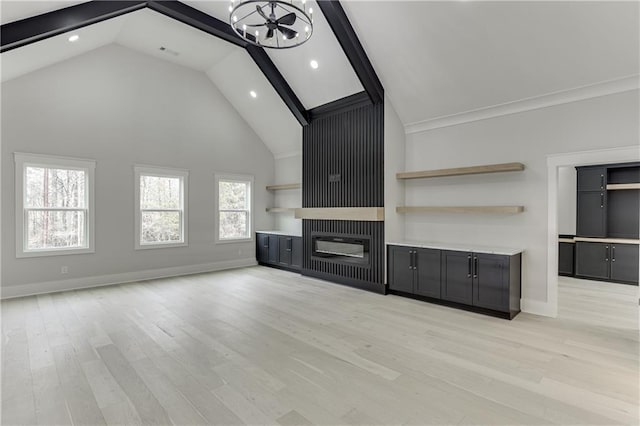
[312,234,370,266]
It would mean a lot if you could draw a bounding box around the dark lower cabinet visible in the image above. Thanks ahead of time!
[256,232,302,272]
[610,244,639,283]
[558,242,575,276]
[441,251,473,305]
[575,242,609,280]
[575,241,638,284]
[388,246,440,297]
[388,244,521,319]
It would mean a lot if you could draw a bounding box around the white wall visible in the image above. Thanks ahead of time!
[1,44,276,295]
[404,90,639,304]
[558,166,577,235]
[384,95,406,244]
[272,154,302,235]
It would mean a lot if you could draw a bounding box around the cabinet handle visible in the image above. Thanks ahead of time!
[605,245,609,262]
[600,193,604,208]
[467,255,472,278]
[408,250,413,269]
[612,245,615,262]
[600,174,604,189]
[473,256,478,278]
[413,251,418,270]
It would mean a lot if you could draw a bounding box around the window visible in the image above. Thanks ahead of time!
[14,153,95,258]
[215,174,253,242]
[134,166,188,249]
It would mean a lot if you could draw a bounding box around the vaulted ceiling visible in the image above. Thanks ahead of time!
[2,1,638,153]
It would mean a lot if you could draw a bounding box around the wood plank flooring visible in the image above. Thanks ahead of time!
[2,268,638,425]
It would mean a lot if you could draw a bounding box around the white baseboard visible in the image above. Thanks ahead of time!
[1,258,257,300]
[521,298,557,318]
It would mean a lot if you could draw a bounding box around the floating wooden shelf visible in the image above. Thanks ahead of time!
[606,183,640,190]
[397,162,525,180]
[266,207,297,213]
[397,206,525,214]
[294,207,384,221]
[266,183,301,191]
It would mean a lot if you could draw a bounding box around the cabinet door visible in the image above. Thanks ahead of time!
[291,237,303,269]
[610,244,639,284]
[268,235,279,263]
[472,254,509,312]
[575,242,609,280]
[256,234,270,263]
[441,251,473,305]
[558,242,575,276]
[577,167,606,191]
[278,236,292,266]
[415,248,441,299]
[576,191,606,237]
[388,246,414,293]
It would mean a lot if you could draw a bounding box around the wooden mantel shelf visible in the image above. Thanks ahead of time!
[397,162,525,180]
[397,206,525,214]
[266,183,301,191]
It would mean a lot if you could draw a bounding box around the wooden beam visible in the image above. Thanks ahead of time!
[294,207,384,221]
[266,183,301,191]
[0,0,147,53]
[316,0,384,104]
[397,162,525,180]
[396,206,525,214]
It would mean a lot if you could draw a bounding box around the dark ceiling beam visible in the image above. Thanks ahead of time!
[0,1,147,53]
[146,1,246,48]
[246,45,309,125]
[316,0,384,104]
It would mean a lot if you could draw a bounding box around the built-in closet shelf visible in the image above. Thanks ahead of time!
[397,206,525,214]
[606,183,640,190]
[265,207,298,214]
[266,183,301,191]
[396,162,525,180]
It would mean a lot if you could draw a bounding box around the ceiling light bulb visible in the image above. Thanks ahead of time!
[243,24,247,30]
[309,7,313,14]
[68,34,79,42]
[250,91,257,98]
[233,15,238,22]
[305,26,309,32]
[283,35,287,40]
[255,30,259,36]
[310,60,318,69]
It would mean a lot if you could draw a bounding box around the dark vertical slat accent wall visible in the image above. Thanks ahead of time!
[302,101,385,292]
[303,102,384,208]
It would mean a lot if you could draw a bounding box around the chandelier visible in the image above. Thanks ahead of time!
[229,0,314,49]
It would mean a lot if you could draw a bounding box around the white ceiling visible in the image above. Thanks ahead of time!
[343,0,640,125]
[0,5,301,156]
[182,0,363,109]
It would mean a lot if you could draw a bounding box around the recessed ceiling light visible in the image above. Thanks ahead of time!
[250,90,257,98]
[310,60,319,69]
[68,34,79,42]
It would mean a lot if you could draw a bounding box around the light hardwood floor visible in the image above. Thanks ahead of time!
[2,268,638,425]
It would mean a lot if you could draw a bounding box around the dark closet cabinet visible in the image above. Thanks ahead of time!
[576,191,606,237]
[575,242,639,284]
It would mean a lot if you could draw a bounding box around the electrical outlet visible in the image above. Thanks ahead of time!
[61,266,68,274]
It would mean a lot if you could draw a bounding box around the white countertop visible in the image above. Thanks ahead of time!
[387,240,523,256]
[256,230,302,237]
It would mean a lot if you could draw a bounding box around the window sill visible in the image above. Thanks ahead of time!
[215,237,254,245]
[17,247,95,258]
[135,242,188,250]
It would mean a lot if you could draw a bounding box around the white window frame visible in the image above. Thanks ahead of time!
[14,152,96,258]
[134,165,188,250]
[215,173,254,244]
